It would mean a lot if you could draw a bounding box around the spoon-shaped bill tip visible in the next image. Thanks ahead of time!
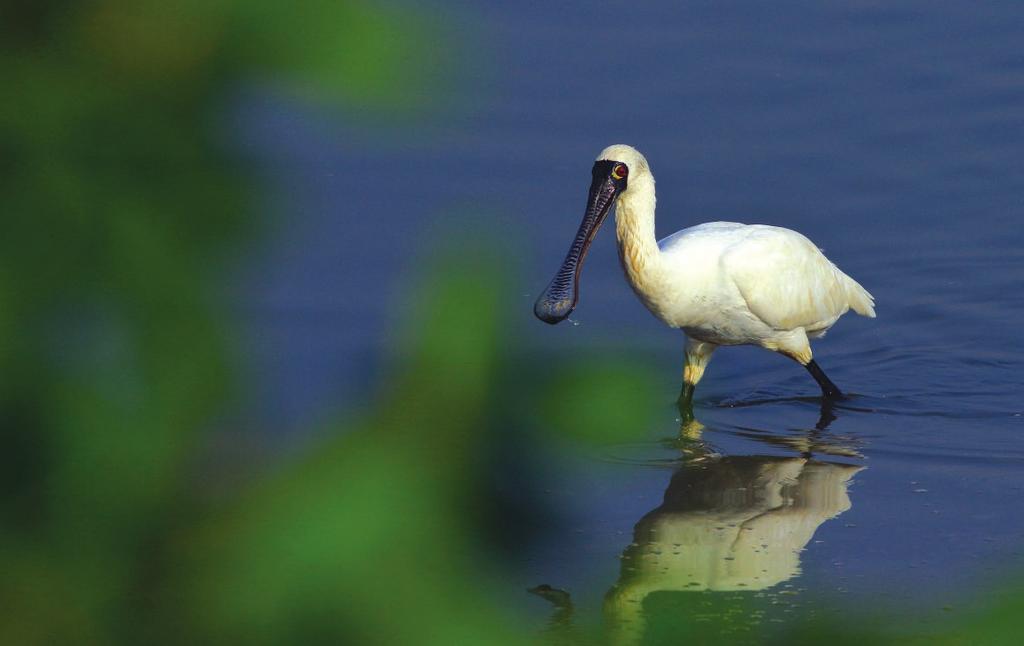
[534,293,574,324]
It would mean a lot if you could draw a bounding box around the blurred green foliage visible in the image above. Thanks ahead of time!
[180,254,531,645]
[0,0,466,643]
[537,359,660,446]
[3,1,1024,645]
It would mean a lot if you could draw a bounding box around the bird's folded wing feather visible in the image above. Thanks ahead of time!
[720,227,852,331]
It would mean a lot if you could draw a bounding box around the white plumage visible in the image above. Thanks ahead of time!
[605,143,875,400]
[535,144,875,405]
[652,222,874,346]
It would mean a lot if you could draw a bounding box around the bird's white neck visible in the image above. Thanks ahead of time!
[614,174,664,304]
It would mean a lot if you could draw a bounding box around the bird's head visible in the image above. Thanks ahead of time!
[534,144,651,325]
[595,144,652,186]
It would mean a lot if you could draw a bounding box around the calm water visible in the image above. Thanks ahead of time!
[233,0,1024,639]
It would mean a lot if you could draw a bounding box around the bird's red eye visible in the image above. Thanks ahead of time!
[612,164,628,180]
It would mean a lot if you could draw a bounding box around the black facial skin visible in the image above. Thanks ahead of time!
[534,160,629,324]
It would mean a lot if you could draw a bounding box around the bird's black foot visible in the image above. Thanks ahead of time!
[677,382,695,423]
[815,398,838,430]
[805,359,844,400]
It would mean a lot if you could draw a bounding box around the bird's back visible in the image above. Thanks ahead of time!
[657,222,874,338]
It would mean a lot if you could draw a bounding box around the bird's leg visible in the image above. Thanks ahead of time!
[678,338,716,420]
[804,359,844,399]
[771,329,845,400]
[678,383,695,423]
[815,398,838,430]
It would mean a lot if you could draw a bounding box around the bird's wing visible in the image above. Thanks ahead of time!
[720,226,853,331]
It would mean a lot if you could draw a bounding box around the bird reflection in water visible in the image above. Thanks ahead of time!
[531,403,863,645]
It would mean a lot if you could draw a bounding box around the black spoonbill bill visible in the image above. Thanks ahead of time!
[534,144,875,411]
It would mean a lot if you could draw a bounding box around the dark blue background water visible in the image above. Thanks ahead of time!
[230,0,1024,635]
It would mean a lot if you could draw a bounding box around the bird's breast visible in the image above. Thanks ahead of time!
[623,259,769,345]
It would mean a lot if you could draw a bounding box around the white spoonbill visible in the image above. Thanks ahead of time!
[534,144,875,410]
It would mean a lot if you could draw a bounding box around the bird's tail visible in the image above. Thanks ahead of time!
[842,274,876,318]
